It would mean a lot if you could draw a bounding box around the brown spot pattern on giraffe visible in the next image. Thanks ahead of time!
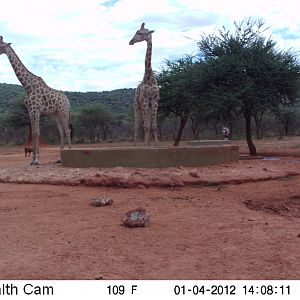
[129,23,159,146]
[0,39,71,164]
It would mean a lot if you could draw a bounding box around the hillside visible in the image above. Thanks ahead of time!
[0,83,25,114]
[0,83,135,115]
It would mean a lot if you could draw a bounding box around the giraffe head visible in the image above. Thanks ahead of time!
[129,23,154,45]
[0,36,11,55]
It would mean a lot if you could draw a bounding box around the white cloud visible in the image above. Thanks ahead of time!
[0,0,300,92]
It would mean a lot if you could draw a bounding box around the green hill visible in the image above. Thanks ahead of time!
[0,83,135,115]
[0,83,25,114]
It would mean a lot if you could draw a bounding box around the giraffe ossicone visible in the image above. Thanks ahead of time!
[0,36,71,165]
[129,23,159,146]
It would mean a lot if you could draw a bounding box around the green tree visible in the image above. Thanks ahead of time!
[273,99,299,135]
[198,18,300,155]
[2,98,62,144]
[158,56,206,146]
[4,98,29,127]
[2,98,32,143]
[76,104,116,142]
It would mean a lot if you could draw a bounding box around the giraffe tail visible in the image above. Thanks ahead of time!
[68,111,73,141]
[69,124,73,141]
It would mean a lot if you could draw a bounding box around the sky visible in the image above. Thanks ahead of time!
[0,0,300,92]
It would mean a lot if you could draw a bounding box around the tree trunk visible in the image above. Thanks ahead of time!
[174,116,188,146]
[102,125,108,140]
[284,120,290,136]
[245,111,257,156]
[96,133,101,143]
[190,117,201,139]
[256,126,262,139]
[253,112,264,140]
[171,116,178,140]
[284,126,289,136]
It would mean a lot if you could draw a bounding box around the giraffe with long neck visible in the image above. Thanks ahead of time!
[0,36,71,165]
[129,23,159,146]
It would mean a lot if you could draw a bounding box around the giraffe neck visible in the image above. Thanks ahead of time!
[5,45,40,92]
[143,39,155,83]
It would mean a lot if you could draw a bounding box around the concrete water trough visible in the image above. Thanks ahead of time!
[187,139,231,146]
[61,143,239,168]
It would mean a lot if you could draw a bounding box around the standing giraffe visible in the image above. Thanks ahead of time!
[129,23,159,146]
[0,36,71,165]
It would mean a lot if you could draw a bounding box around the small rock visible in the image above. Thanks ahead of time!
[189,170,200,178]
[262,168,268,171]
[121,208,150,227]
[113,167,123,172]
[134,169,144,175]
[297,233,300,238]
[95,171,105,177]
[265,221,269,225]
[137,184,146,189]
[287,171,298,176]
[90,196,113,207]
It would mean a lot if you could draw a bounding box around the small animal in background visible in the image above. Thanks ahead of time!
[25,146,33,157]
[222,127,230,140]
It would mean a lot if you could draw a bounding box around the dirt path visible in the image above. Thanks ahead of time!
[0,178,299,280]
[0,140,299,279]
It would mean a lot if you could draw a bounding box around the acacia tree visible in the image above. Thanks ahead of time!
[2,98,32,143]
[158,56,206,146]
[273,101,299,135]
[198,18,300,155]
[3,98,64,144]
[76,104,116,142]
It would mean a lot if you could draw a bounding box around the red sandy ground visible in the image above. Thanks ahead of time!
[0,137,299,279]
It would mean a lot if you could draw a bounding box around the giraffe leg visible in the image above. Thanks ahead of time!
[61,116,71,149]
[55,117,65,150]
[151,119,159,146]
[54,116,71,164]
[151,97,159,145]
[142,109,151,147]
[59,111,71,149]
[134,106,142,146]
[30,116,40,165]
[133,88,142,146]
[67,126,71,149]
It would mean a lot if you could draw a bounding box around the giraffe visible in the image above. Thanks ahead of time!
[0,36,71,165]
[129,23,159,146]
